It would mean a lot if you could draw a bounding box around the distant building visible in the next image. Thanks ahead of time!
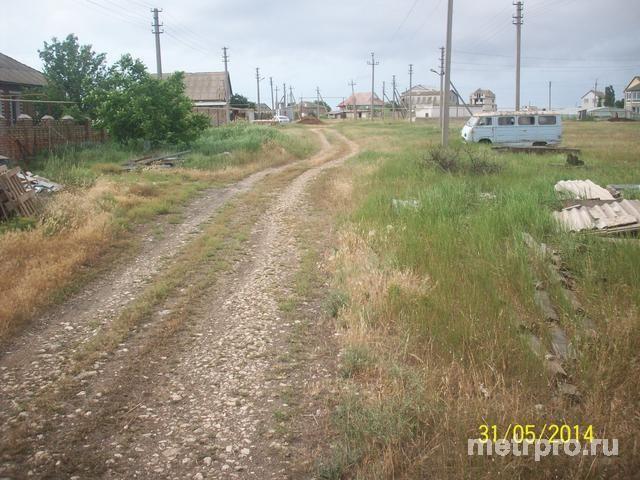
[469,88,496,109]
[580,89,605,109]
[291,100,329,119]
[172,71,232,126]
[254,102,272,119]
[337,92,384,119]
[400,85,457,109]
[624,75,640,114]
[0,52,47,125]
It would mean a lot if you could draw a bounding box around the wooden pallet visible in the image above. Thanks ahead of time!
[0,165,37,219]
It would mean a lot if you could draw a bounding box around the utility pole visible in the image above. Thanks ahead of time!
[439,46,445,131]
[367,52,379,120]
[382,81,386,121]
[275,86,279,115]
[408,65,416,123]
[316,87,321,118]
[289,86,294,106]
[513,1,523,111]
[548,81,551,110]
[349,80,357,120]
[256,68,262,120]
[151,8,163,79]
[442,0,454,146]
[283,82,286,116]
[392,75,396,119]
[269,77,274,112]
[222,46,229,73]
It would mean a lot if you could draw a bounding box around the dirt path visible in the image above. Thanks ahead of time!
[0,129,357,479]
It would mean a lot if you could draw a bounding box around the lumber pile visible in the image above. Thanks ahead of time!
[0,165,38,220]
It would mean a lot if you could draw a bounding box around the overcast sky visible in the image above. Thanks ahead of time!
[3,0,639,109]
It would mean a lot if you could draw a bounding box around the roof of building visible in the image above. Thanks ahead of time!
[154,71,231,102]
[337,92,384,108]
[624,75,640,92]
[255,103,272,111]
[581,89,605,99]
[401,84,440,96]
[0,52,46,87]
[471,88,496,97]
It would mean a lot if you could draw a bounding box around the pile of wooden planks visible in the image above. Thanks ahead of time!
[0,165,38,220]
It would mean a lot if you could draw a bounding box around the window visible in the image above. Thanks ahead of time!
[477,117,492,126]
[518,116,535,125]
[498,116,515,126]
[538,115,557,125]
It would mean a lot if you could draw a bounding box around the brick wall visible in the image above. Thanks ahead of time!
[0,115,106,162]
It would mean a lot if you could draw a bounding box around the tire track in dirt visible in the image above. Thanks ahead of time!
[94,131,358,479]
[0,131,332,454]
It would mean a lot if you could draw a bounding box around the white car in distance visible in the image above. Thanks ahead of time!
[272,115,291,124]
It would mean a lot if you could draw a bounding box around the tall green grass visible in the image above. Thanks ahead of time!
[324,119,640,478]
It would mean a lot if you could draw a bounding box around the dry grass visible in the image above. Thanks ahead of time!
[0,181,115,340]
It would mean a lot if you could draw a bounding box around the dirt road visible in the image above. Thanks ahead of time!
[0,128,357,479]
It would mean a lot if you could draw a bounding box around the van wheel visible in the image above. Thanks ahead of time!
[532,141,547,146]
[478,139,492,144]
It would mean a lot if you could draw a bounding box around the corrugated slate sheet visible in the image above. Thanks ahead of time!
[553,199,640,233]
[0,53,46,86]
[554,179,614,200]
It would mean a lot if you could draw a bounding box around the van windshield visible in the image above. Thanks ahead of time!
[466,117,478,127]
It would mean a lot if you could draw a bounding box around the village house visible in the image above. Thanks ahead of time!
[0,52,47,125]
[469,88,496,109]
[168,71,232,126]
[292,100,329,118]
[624,75,640,114]
[580,89,605,109]
[337,92,384,119]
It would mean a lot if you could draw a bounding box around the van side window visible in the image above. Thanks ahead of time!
[478,117,492,126]
[518,116,535,125]
[498,116,515,126]
[538,115,557,125]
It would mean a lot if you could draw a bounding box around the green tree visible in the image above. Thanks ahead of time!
[95,56,208,146]
[604,85,615,107]
[615,99,625,108]
[312,100,331,112]
[39,34,107,117]
[230,93,255,109]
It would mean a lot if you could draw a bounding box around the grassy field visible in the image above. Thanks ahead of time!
[0,123,318,342]
[320,119,640,478]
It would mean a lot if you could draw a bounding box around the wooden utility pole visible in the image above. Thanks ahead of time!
[270,77,274,111]
[442,0,454,146]
[316,87,321,118]
[151,8,163,79]
[392,75,396,119]
[514,1,523,111]
[256,68,262,119]
[367,52,379,120]
[222,46,229,72]
[382,81,385,121]
[408,64,414,123]
[349,80,357,120]
[439,46,445,131]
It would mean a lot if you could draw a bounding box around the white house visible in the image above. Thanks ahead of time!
[469,88,496,109]
[580,89,605,109]
[624,75,640,114]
